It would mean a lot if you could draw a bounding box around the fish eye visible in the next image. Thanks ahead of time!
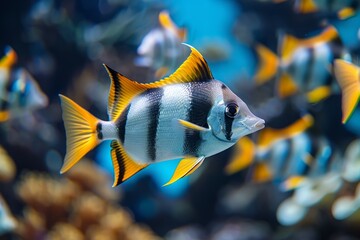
[225,103,239,118]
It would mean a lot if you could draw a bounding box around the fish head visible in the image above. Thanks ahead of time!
[11,70,48,109]
[208,82,265,142]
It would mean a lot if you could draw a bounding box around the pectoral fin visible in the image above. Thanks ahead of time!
[163,156,205,186]
[177,119,210,132]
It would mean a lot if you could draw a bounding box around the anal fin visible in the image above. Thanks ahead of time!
[163,156,205,186]
[111,140,148,187]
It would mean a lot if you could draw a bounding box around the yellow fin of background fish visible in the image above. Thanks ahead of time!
[280,26,338,64]
[59,95,100,173]
[0,47,17,68]
[295,0,318,14]
[258,114,314,150]
[0,111,10,122]
[163,156,205,186]
[105,45,213,120]
[225,136,256,175]
[277,72,298,98]
[337,7,355,20]
[334,60,360,124]
[178,119,209,132]
[254,44,279,85]
[252,162,273,183]
[306,86,331,103]
[159,10,187,40]
[281,176,307,191]
[111,140,148,187]
[280,34,300,64]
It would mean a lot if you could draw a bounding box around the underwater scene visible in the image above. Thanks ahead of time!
[2,0,360,239]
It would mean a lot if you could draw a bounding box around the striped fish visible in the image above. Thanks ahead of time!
[136,11,187,79]
[255,25,349,103]
[0,47,48,122]
[59,44,265,187]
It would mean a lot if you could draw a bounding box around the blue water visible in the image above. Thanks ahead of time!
[167,0,256,85]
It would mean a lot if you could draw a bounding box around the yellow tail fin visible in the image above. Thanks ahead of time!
[334,60,360,123]
[59,94,101,173]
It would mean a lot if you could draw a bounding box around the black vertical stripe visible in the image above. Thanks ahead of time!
[183,83,213,155]
[147,88,164,161]
[303,48,315,89]
[224,114,234,141]
[116,104,131,144]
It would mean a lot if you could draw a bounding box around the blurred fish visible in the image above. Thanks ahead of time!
[136,11,187,79]
[0,195,16,236]
[59,45,265,187]
[0,146,16,182]
[225,114,313,176]
[333,59,360,123]
[296,0,359,16]
[255,25,349,103]
[0,47,48,122]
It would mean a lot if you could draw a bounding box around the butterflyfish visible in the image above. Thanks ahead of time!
[59,44,265,187]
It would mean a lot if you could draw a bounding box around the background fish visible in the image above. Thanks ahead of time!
[136,11,188,79]
[0,47,48,122]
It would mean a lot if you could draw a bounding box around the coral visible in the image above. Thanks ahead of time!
[12,161,161,240]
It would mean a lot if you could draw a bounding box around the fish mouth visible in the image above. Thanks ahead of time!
[243,118,265,131]
[253,119,265,130]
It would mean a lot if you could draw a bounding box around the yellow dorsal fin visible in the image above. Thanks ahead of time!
[159,10,187,41]
[252,162,273,183]
[300,26,339,46]
[280,26,338,64]
[306,86,331,103]
[144,44,214,87]
[0,47,17,68]
[225,136,256,175]
[163,156,204,186]
[258,114,313,150]
[110,140,148,187]
[334,59,360,123]
[277,72,299,98]
[295,0,318,14]
[105,45,213,121]
[254,44,279,85]
[104,65,148,121]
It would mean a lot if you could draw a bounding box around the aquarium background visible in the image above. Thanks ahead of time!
[1,0,360,239]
